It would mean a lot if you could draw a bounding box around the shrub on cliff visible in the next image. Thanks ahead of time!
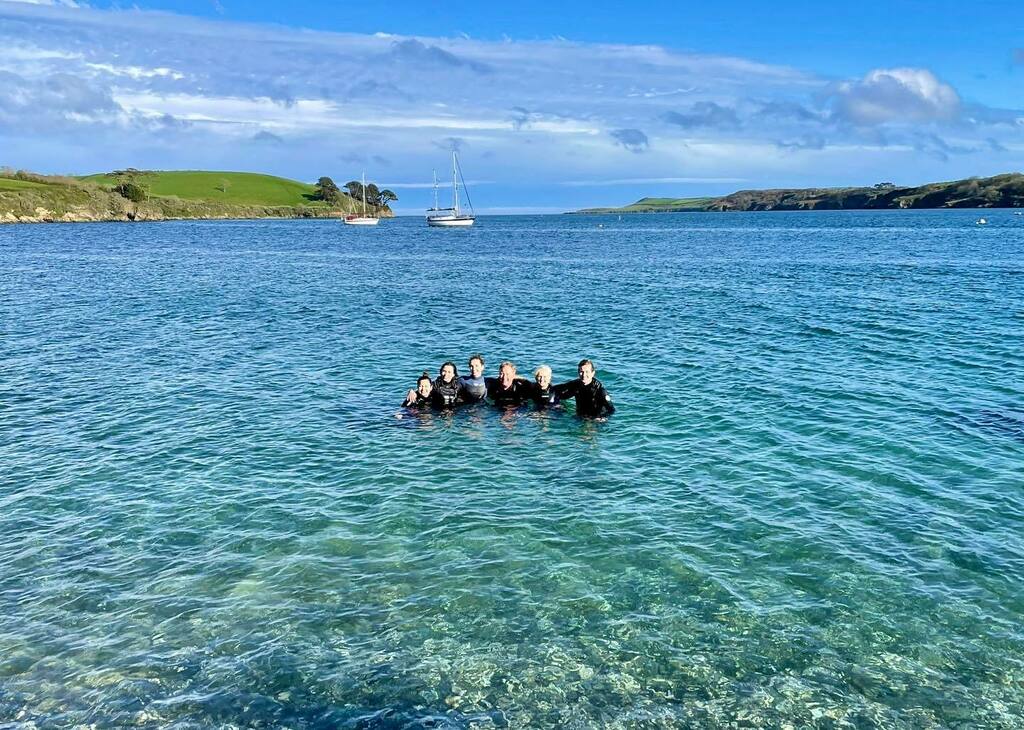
[115,181,147,203]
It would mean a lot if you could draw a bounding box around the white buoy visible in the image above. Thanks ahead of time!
[976,218,987,225]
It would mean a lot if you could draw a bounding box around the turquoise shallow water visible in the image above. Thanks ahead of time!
[2,211,1023,728]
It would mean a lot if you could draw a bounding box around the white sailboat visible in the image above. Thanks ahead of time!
[426,151,475,227]
[344,171,379,226]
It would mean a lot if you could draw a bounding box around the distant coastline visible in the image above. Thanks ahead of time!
[573,173,1024,214]
[0,170,393,224]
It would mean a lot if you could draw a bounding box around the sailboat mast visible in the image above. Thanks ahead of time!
[452,151,459,216]
[432,170,439,210]
[361,171,367,216]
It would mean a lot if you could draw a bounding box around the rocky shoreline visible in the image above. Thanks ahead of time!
[0,206,386,224]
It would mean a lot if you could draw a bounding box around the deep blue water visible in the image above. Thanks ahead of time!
[2,211,1023,728]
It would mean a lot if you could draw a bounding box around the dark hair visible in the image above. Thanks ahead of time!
[468,354,484,367]
[578,358,595,370]
[439,361,459,378]
[417,371,432,385]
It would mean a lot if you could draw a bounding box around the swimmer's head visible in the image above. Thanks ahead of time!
[417,372,433,397]
[439,361,457,383]
[468,354,484,378]
[499,361,516,387]
[578,359,595,385]
[534,365,552,388]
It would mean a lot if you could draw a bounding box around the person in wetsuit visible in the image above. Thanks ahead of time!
[402,372,435,409]
[485,360,533,407]
[433,361,461,408]
[458,354,488,404]
[530,364,560,408]
[554,359,615,417]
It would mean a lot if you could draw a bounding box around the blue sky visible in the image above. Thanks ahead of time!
[2,0,1022,212]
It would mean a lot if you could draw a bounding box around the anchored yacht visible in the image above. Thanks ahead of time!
[344,172,379,226]
[426,151,475,227]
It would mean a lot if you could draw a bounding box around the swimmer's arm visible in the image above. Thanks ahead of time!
[599,387,616,415]
[553,380,578,399]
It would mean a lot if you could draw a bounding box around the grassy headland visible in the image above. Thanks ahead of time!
[0,169,391,223]
[574,173,1024,213]
[579,197,715,214]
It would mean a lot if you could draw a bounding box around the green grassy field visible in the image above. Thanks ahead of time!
[576,196,716,214]
[0,178,50,192]
[80,171,325,206]
[624,197,714,211]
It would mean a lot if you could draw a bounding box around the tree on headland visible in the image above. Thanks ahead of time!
[341,179,395,208]
[315,176,343,203]
[344,180,364,201]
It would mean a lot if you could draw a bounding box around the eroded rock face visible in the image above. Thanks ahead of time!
[1,204,353,224]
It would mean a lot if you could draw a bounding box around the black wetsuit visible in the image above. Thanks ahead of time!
[485,377,533,407]
[554,378,615,417]
[433,377,461,408]
[402,392,434,410]
[531,383,560,408]
[458,374,488,403]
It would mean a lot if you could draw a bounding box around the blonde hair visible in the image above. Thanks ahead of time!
[534,364,552,379]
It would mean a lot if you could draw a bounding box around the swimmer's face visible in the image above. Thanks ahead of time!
[469,358,484,378]
[440,364,455,383]
[499,364,516,387]
[535,370,551,388]
[417,379,433,397]
[578,362,595,385]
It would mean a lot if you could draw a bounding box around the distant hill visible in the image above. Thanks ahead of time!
[578,197,715,214]
[80,170,325,207]
[0,169,390,223]
[574,173,1024,213]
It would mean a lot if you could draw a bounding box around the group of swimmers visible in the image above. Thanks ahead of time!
[401,354,615,418]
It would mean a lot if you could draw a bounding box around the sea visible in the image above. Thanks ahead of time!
[2,211,1023,728]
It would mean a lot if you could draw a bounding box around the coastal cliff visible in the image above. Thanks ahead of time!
[0,170,394,224]
[575,173,1024,213]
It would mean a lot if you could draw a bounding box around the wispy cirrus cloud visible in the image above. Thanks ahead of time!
[4,0,81,6]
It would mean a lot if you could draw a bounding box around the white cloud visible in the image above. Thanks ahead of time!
[2,44,81,61]
[86,63,185,80]
[113,91,600,135]
[2,0,80,6]
[830,67,961,125]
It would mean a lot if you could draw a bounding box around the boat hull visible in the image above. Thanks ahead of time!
[344,217,380,226]
[427,216,475,227]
